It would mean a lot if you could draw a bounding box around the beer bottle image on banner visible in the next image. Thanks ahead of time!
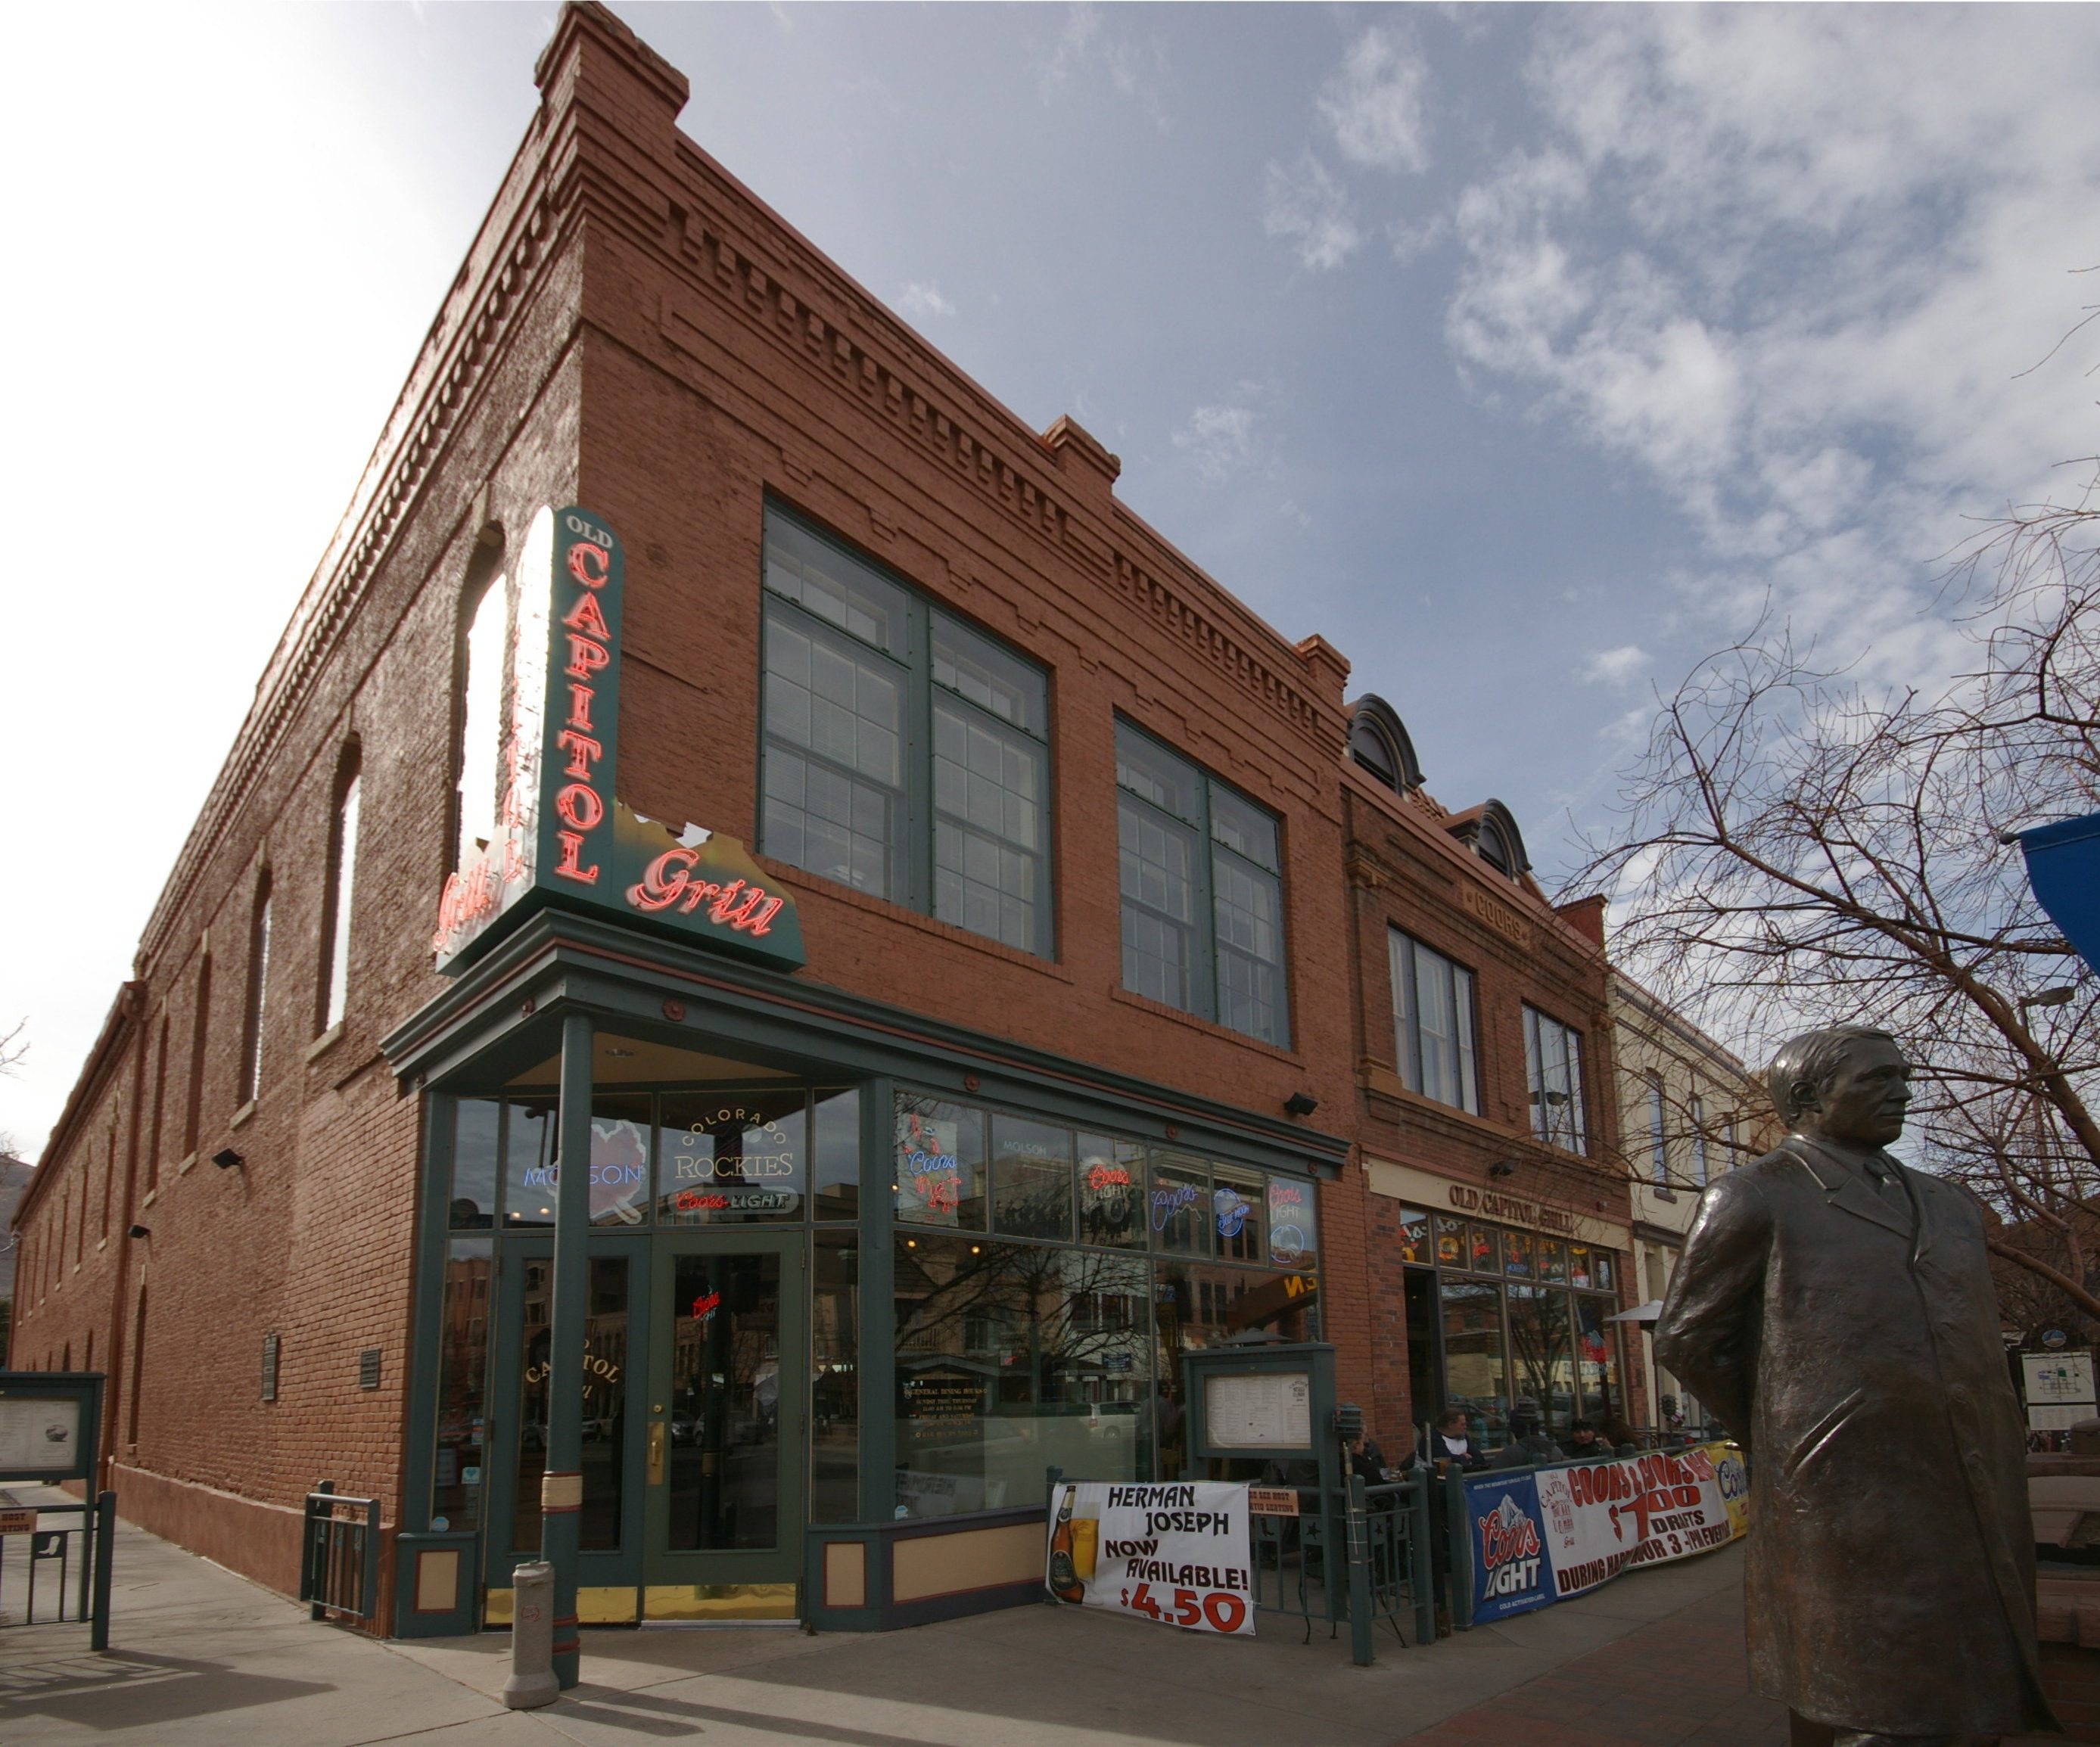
[1048,1485,1085,1602]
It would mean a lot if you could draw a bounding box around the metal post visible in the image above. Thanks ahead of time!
[91,1491,115,1652]
[1443,1465,1473,1630]
[1407,1475,1436,1647]
[543,1011,593,1690]
[503,1559,560,1708]
[1344,1472,1374,1666]
[308,1481,334,1621]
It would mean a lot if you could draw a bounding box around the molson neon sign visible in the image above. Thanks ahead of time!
[432,505,804,973]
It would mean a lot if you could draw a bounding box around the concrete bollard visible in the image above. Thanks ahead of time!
[502,1560,560,1710]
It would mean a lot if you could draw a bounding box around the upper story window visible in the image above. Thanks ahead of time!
[1690,1095,1710,1186]
[319,744,361,1034]
[1345,696,1423,794]
[1524,1005,1586,1155]
[1115,719,1288,1047]
[759,506,1051,955]
[455,551,509,863]
[238,872,272,1108]
[1389,931,1478,1114]
[1646,1072,1669,1185]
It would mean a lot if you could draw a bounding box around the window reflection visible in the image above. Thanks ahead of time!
[1442,1278,1510,1451]
[894,1237,1149,1518]
[514,1256,628,1551]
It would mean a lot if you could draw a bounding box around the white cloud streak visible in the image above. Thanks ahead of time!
[1263,154,1361,272]
[897,281,957,320]
[1319,26,1431,173]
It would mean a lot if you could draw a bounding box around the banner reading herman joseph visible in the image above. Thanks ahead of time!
[1045,1480,1255,1635]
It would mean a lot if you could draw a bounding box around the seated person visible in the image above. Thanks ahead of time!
[1490,1411,1564,1469]
[1563,1419,1605,1459]
[1426,1407,1489,1472]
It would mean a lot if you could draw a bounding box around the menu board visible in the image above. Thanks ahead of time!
[0,1397,82,1475]
[1203,1371,1311,1450]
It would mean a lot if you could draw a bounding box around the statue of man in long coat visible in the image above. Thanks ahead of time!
[1655,1024,2054,1745]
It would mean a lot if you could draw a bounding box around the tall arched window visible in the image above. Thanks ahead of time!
[147,1013,169,1193]
[182,950,211,1158]
[319,743,362,1033]
[238,872,272,1108]
[456,564,509,863]
[1647,1073,1669,1186]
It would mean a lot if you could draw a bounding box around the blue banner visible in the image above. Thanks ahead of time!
[1464,1469,1552,1622]
[2018,814,2100,977]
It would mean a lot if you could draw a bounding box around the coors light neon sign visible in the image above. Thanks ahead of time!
[432,504,804,974]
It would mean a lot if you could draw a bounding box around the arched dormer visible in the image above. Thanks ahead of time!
[1345,695,1423,794]
[1470,799,1530,878]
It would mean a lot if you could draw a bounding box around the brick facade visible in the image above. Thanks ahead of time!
[9,2,1653,1626]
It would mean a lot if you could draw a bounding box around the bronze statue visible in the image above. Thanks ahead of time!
[1655,1025,2054,1746]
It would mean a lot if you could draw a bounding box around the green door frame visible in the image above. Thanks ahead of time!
[483,1230,652,1609]
[642,1227,807,1604]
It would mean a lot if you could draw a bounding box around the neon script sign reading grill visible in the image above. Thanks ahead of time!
[432,505,804,972]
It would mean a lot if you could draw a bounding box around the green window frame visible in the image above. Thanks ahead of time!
[758,504,1053,956]
[1114,717,1290,1046]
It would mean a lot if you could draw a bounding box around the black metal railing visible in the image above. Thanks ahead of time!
[0,1491,115,1649]
[300,1481,381,1621]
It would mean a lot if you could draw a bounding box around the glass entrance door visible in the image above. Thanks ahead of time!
[642,1231,805,1618]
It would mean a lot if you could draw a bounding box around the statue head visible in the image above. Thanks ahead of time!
[1767,1025,1911,1149]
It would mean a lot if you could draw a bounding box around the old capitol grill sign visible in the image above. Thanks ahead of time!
[431,505,805,975]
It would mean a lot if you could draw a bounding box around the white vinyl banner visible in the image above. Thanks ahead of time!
[1532,1444,1749,1601]
[1045,1480,1256,1634]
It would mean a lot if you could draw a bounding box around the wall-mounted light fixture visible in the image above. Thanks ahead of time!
[212,1148,244,1170]
[1487,1160,1518,1180]
[1283,1091,1319,1118]
[127,1224,151,1240]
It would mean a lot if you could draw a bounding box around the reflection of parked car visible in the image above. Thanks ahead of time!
[1087,1404,1139,1441]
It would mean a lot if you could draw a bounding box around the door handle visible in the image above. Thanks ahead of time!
[646,1420,666,1485]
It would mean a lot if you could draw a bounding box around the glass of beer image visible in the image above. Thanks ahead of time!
[1070,1514,1098,1582]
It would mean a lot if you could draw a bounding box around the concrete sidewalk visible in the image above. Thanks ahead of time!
[1,1506,1787,1746]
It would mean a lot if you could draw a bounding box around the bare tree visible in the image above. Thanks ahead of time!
[1573,462,2100,1320]
[0,1018,24,1080]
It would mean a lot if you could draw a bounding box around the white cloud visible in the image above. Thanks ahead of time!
[1319,26,1431,173]
[897,281,956,320]
[1585,645,1650,686]
[1443,8,2100,681]
[1263,154,1361,272]
[1035,5,1170,130]
[1173,403,1260,487]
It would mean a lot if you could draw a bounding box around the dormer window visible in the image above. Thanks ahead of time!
[1344,695,1423,794]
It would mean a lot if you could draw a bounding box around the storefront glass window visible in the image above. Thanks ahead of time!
[894,1236,1148,1519]
[1442,1278,1510,1450]
[1076,1135,1145,1248]
[1213,1164,1265,1264]
[1508,1283,1573,1440]
[1395,1208,1432,1265]
[1567,1243,1594,1288]
[1435,1215,1465,1268]
[1265,1173,1318,1269]
[502,1093,652,1228]
[1540,1239,1569,1285]
[666,1251,781,1550]
[810,1233,860,1521]
[514,1254,629,1552]
[451,1100,501,1229]
[1467,1223,1500,1275]
[991,1115,1074,1242]
[432,1237,492,1530]
[1591,1251,1616,1292]
[1574,1295,1622,1429]
[658,1090,807,1224]
[894,1095,987,1229]
[1149,1155,1212,1256]
[811,1088,860,1222]
[1504,1231,1535,1279]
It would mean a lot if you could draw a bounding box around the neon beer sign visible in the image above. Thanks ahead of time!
[433,505,804,972]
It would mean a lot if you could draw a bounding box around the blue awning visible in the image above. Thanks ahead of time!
[2017,813,2100,975]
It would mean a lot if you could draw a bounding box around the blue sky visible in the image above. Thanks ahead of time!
[2,3,2095,1158]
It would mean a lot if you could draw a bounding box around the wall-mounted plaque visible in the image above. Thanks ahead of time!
[1202,1371,1311,1450]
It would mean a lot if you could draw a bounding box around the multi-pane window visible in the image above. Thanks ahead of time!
[1524,1006,1587,1154]
[1690,1095,1710,1187]
[1115,720,1287,1046]
[760,508,1050,953]
[456,576,507,859]
[1389,932,1478,1113]
[1647,1073,1669,1186]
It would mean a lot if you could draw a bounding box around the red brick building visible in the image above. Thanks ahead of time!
[8,4,1638,1637]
